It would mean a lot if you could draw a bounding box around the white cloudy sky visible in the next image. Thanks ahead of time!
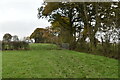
[0,0,50,40]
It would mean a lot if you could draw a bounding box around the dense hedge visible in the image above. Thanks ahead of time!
[2,41,29,50]
[75,43,119,60]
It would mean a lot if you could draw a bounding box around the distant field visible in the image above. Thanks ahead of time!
[2,43,119,78]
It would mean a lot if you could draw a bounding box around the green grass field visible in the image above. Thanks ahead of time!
[2,43,119,78]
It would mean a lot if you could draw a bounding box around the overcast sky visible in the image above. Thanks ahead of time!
[0,0,50,40]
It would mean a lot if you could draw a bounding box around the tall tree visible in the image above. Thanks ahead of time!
[38,2,84,49]
[12,35,19,42]
[3,33,12,42]
[38,2,119,52]
[30,28,46,43]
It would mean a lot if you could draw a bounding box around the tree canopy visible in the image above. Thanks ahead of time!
[38,2,119,44]
[37,2,119,59]
[3,33,12,42]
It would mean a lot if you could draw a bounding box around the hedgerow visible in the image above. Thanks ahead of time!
[2,41,29,50]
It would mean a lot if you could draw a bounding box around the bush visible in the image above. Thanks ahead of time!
[61,43,69,49]
[74,42,119,60]
[2,41,29,50]
[94,43,119,59]
[0,41,2,50]
[75,43,90,53]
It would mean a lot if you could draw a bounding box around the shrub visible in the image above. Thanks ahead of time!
[75,42,119,60]
[75,43,90,53]
[0,41,2,50]
[2,41,29,50]
[61,43,69,49]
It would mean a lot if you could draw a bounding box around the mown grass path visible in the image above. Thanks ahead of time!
[2,43,119,78]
